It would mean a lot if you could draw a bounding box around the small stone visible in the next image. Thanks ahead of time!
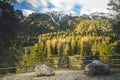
[34,64,55,76]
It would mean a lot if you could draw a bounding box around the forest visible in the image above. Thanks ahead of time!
[0,0,120,74]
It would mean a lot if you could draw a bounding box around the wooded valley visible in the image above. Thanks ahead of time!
[0,0,120,75]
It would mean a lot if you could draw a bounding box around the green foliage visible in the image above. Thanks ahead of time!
[18,18,117,68]
[75,20,113,36]
[28,44,40,66]
[34,34,115,57]
[0,0,19,69]
[1,0,120,75]
[1,7,120,72]
[0,0,21,75]
[17,13,57,47]
[92,37,115,55]
[19,13,56,38]
[20,44,40,66]
[112,40,120,54]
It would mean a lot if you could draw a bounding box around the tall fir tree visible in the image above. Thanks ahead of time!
[0,0,19,68]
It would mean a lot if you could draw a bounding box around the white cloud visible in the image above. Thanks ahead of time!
[16,0,24,3]
[80,0,109,14]
[25,0,41,8]
[50,0,81,11]
[25,0,48,8]
[18,0,109,16]
[49,0,109,15]
[22,9,35,16]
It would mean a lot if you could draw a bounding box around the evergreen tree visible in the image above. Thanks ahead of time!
[0,0,19,68]
[38,38,45,61]
[28,44,39,66]
[46,40,52,63]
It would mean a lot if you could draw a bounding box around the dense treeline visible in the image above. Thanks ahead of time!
[0,0,20,74]
[19,19,118,68]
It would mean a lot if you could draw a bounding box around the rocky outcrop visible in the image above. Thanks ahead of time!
[84,60,110,75]
[34,64,55,76]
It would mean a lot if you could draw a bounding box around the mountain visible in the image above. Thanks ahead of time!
[18,13,56,46]
[80,12,112,20]
[46,11,77,26]
[16,11,120,71]
[18,12,78,37]
[19,13,56,36]
[18,12,114,46]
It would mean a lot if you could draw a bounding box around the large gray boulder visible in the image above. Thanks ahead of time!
[34,64,55,76]
[84,60,110,75]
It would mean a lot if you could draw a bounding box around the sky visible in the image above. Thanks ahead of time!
[14,0,109,16]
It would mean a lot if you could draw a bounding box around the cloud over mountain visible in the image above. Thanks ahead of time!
[15,0,109,16]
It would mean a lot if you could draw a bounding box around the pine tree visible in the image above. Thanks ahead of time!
[57,39,63,56]
[0,0,19,72]
[38,38,45,61]
[46,40,52,63]
[28,44,40,66]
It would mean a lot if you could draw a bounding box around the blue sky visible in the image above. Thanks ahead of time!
[14,0,109,16]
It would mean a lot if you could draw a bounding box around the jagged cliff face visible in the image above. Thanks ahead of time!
[46,11,74,26]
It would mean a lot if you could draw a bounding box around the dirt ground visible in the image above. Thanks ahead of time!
[1,70,120,80]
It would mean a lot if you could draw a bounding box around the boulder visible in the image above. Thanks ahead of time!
[84,60,110,75]
[34,64,55,76]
